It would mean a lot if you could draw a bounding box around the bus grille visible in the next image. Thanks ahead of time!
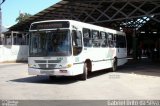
[35,60,61,63]
[35,60,61,69]
[38,64,57,69]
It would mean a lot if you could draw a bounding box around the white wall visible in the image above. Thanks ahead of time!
[0,45,28,62]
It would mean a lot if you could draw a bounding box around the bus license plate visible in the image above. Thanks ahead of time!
[40,71,54,74]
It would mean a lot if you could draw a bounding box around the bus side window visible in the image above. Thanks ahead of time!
[108,33,114,47]
[116,35,126,48]
[123,36,126,48]
[113,34,117,47]
[116,35,120,48]
[72,30,82,56]
[83,28,92,47]
[100,31,108,47]
[92,30,100,47]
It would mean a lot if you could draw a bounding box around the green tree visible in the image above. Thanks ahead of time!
[16,13,32,23]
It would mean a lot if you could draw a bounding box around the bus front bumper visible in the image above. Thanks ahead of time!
[28,67,74,76]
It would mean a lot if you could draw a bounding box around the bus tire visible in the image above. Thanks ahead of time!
[80,63,88,80]
[112,58,117,72]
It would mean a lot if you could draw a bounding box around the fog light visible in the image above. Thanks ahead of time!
[67,64,72,68]
[28,64,35,68]
[28,64,32,67]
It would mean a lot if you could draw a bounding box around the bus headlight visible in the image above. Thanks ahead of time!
[28,64,35,68]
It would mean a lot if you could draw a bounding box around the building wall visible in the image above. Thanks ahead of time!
[0,45,28,62]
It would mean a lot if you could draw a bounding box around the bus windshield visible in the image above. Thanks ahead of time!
[29,29,71,57]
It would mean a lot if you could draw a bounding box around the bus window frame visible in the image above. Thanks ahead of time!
[108,33,114,47]
[116,34,126,48]
[92,30,100,48]
[100,31,108,48]
[83,28,92,47]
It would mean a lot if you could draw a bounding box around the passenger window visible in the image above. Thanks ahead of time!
[100,31,108,47]
[108,33,114,47]
[83,28,92,47]
[113,34,117,47]
[116,35,126,48]
[92,30,100,47]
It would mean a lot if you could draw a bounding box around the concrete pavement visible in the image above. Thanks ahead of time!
[0,59,160,100]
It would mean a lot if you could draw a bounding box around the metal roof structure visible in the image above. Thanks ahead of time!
[9,0,160,31]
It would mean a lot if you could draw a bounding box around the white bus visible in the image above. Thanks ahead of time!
[28,20,127,80]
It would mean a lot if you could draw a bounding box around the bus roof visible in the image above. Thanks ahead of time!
[30,20,125,35]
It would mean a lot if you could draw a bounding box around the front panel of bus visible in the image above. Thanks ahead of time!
[28,21,78,76]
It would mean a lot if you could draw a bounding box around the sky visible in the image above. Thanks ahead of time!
[1,0,60,28]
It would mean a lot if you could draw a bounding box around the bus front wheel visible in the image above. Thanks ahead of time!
[80,63,88,80]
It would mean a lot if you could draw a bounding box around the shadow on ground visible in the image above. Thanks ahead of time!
[10,69,111,84]
[10,57,160,84]
[118,57,160,77]
[10,75,80,85]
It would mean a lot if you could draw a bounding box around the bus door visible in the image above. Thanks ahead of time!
[72,30,83,56]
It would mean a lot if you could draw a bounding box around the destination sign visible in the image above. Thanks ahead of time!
[30,21,70,30]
